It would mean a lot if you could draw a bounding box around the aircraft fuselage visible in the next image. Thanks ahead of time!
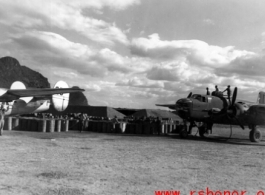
[1,99,50,116]
[176,94,224,121]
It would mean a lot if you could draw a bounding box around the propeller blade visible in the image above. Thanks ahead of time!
[235,117,244,130]
[187,92,192,98]
[231,87,237,106]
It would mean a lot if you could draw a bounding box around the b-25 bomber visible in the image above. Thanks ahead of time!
[157,87,265,142]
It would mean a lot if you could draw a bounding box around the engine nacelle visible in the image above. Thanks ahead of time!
[52,81,70,112]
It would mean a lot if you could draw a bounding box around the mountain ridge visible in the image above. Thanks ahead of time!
[0,56,88,106]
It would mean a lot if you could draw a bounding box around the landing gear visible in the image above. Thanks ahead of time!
[198,125,207,138]
[180,124,188,138]
[198,122,212,138]
[249,126,262,142]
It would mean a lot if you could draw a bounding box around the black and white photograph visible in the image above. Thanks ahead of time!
[0,0,265,194]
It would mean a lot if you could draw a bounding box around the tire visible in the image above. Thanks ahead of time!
[249,128,262,142]
[199,126,206,138]
[180,128,188,139]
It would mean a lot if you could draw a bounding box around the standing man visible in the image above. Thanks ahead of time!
[223,85,231,104]
[80,113,86,132]
[111,115,119,133]
[206,87,210,95]
[215,85,219,92]
[0,105,6,136]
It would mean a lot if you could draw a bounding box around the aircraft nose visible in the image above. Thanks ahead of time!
[176,98,192,109]
[176,98,192,119]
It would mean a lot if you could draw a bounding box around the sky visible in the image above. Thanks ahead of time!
[1,0,265,109]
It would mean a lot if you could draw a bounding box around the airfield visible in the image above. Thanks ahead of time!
[0,126,265,195]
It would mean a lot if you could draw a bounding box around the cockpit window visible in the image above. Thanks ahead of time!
[191,94,202,101]
[191,94,207,102]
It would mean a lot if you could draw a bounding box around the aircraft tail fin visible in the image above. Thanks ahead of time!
[52,81,70,112]
[257,91,265,104]
[10,81,33,103]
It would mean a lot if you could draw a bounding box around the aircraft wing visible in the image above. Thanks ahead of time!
[0,87,84,102]
[236,99,256,105]
[156,104,176,110]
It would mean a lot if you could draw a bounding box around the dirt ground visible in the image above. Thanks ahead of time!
[0,126,265,195]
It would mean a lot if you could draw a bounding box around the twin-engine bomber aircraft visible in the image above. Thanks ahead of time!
[0,80,84,116]
[157,88,265,142]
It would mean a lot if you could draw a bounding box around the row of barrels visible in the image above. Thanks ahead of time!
[86,121,180,135]
[4,117,69,132]
[4,117,181,135]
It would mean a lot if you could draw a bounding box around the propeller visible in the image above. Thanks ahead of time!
[187,92,192,98]
[209,87,245,130]
[231,87,237,106]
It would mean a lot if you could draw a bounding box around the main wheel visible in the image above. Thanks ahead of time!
[249,127,262,142]
[179,125,188,138]
[198,126,206,138]
[180,129,188,138]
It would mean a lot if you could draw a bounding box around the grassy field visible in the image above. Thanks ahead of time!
[0,126,265,195]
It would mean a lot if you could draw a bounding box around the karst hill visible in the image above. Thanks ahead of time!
[0,56,88,106]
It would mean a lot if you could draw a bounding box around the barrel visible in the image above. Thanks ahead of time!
[26,120,32,131]
[106,122,112,133]
[102,122,107,133]
[135,124,142,134]
[19,118,25,130]
[96,122,102,132]
[3,118,8,130]
[61,120,69,132]
[84,120,89,131]
[38,119,47,132]
[55,120,61,132]
[160,123,165,135]
[30,120,39,131]
[46,119,54,132]
[7,117,12,131]
[12,117,20,130]
[125,123,131,134]
[143,123,151,134]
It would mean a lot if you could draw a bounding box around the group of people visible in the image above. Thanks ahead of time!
[206,85,231,103]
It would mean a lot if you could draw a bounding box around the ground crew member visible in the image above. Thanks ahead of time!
[111,115,119,132]
[80,113,86,132]
[215,85,219,92]
[0,105,6,136]
[223,85,231,104]
[206,87,210,95]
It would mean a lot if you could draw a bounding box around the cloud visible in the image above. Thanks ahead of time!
[116,77,164,88]
[215,53,265,78]
[84,84,101,92]
[10,30,135,77]
[131,34,255,67]
[0,0,138,45]
[203,19,215,26]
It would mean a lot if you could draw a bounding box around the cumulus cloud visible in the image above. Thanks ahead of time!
[215,53,265,77]
[129,33,265,102]
[203,19,215,26]
[0,0,138,45]
[116,77,164,88]
[84,84,101,92]
[131,34,255,67]
[6,30,143,79]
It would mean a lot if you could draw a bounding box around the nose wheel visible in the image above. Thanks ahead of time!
[179,124,188,138]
